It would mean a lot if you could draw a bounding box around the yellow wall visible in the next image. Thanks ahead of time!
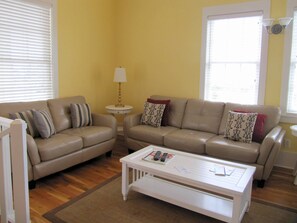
[58,0,116,113]
[57,0,296,152]
[115,0,257,111]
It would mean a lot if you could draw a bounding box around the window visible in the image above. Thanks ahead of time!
[0,0,58,102]
[200,1,270,105]
[281,0,297,123]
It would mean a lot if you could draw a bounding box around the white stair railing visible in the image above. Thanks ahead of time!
[0,117,30,223]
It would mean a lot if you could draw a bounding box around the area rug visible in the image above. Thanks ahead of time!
[44,174,297,223]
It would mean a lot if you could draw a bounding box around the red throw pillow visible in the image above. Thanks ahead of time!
[233,110,267,143]
[147,98,170,126]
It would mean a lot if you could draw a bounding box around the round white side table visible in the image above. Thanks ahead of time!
[290,125,297,185]
[105,105,133,136]
[105,105,133,115]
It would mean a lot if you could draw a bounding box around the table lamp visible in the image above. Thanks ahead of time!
[114,67,127,107]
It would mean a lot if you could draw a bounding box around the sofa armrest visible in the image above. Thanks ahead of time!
[92,113,117,138]
[27,154,33,181]
[262,129,285,180]
[257,126,283,165]
[27,134,41,166]
[123,113,142,140]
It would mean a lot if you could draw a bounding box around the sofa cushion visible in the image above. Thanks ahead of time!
[128,125,178,145]
[206,135,260,163]
[141,102,166,127]
[33,110,56,139]
[219,103,281,136]
[35,134,83,161]
[224,111,257,143]
[70,103,92,128]
[61,126,113,147]
[182,99,224,134]
[9,109,40,138]
[164,129,215,154]
[147,98,170,126]
[47,96,86,133]
[150,95,188,128]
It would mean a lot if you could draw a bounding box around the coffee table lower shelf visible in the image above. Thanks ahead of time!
[130,175,247,223]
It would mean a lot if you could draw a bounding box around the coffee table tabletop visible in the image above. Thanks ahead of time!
[120,145,256,223]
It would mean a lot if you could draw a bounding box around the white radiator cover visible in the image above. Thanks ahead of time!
[275,151,297,169]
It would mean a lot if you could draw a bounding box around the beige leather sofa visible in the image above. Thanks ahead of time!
[0,96,117,187]
[124,95,285,187]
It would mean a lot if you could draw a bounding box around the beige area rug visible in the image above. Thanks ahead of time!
[44,174,297,223]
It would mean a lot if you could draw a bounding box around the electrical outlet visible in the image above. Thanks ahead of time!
[283,138,291,148]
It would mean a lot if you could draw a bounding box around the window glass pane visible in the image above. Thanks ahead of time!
[204,16,262,104]
[287,10,297,113]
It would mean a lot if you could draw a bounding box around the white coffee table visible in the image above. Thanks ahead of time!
[120,145,256,223]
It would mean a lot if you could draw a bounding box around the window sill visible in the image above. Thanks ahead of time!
[280,115,297,124]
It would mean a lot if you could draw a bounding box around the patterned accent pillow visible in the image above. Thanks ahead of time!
[147,98,171,126]
[33,110,56,139]
[70,103,92,128]
[233,110,267,143]
[141,102,166,127]
[224,111,258,143]
[9,110,40,138]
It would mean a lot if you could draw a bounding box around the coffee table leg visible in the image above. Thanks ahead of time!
[122,162,129,201]
[232,196,241,223]
[245,178,253,212]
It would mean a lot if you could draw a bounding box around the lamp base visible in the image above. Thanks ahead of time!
[115,103,125,107]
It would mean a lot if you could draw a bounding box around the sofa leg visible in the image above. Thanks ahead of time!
[128,149,134,154]
[29,180,36,190]
[257,180,266,188]
[106,150,112,158]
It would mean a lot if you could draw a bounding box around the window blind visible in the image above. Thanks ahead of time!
[204,15,263,105]
[0,0,55,102]
[287,10,297,114]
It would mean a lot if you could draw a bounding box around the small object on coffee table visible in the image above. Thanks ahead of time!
[160,153,168,162]
[153,151,162,161]
[214,165,226,176]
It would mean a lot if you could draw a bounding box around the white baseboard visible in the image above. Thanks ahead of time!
[275,151,297,169]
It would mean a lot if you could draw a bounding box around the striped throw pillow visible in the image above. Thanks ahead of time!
[70,103,92,128]
[9,110,39,138]
[33,110,56,139]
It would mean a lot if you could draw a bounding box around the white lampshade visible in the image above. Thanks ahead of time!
[262,18,274,27]
[279,17,293,26]
[114,67,127,83]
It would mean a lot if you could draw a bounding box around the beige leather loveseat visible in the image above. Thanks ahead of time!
[124,95,285,187]
[0,96,117,187]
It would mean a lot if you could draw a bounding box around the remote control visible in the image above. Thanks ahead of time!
[160,153,168,162]
[153,151,162,161]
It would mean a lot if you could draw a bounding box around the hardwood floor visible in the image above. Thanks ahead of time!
[29,140,297,223]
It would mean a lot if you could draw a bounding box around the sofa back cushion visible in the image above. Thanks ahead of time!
[47,96,86,133]
[0,100,49,118]
[218,103,281,136]
[150,95,188,128]
[182,99,225,134]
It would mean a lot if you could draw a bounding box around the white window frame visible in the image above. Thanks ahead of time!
[0,0,58,102]
[280,0,297,123]
[200,0,270,105]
